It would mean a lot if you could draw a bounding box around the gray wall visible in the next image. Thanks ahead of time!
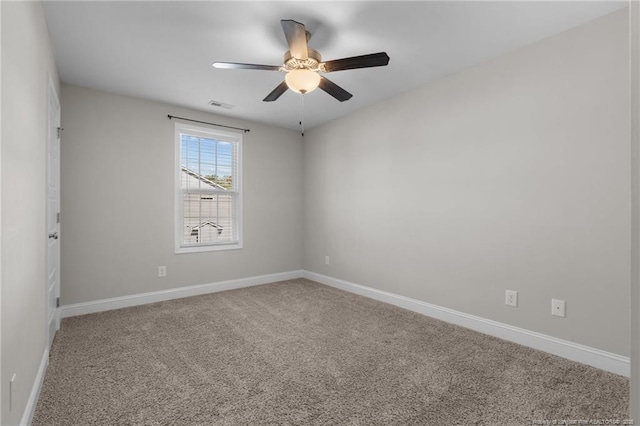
[1,2,60,424]
[60,85,303,305]
[303,9,630,356]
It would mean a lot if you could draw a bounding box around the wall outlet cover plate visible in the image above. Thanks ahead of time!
[552,299,566,317]
[505,290,518,307]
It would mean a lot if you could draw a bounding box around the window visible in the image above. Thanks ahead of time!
[175,123,242,253]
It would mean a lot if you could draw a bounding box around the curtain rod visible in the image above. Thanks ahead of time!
[167,115,250,133]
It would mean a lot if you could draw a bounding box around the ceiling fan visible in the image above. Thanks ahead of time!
[213,19,390,103]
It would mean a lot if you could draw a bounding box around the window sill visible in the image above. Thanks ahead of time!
[175,242,243,254]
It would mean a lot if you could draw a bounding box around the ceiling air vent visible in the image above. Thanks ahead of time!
[208,100,234,109]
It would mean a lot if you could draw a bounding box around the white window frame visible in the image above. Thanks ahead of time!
[174,122,243,253]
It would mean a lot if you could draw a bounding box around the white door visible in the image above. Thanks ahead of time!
[46,80,61,348]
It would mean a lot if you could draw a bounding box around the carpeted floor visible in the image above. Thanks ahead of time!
[33,279,629,425]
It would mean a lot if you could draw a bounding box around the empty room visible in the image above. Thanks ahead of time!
[2,1,639,425]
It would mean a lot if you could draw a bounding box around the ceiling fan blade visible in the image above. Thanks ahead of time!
[281,19,308,60]
[319,77,352,102]
[213,62,281,71]
[263,81,289,102]
[322,52,390,73]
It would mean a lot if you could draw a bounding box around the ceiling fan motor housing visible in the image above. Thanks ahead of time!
[284,48,323,72]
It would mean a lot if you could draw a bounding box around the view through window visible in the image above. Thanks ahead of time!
[175,123,242,252]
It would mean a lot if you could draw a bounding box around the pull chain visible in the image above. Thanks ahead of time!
[299,93,305,137]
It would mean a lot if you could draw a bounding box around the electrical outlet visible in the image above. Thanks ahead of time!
[325,256,330,266]
[158,266,166,278]
[552,299,566,317]
[505,290,518,307]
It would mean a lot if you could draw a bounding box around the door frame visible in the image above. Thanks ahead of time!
[46,76,61,346]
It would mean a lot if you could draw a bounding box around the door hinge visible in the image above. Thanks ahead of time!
[56,297,60,308]
[57,127,63,139]
[57,212,60,224]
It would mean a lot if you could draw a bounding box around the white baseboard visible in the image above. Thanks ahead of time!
[303,270,630,377]
[61,270,304,318]
[20,347,49,426]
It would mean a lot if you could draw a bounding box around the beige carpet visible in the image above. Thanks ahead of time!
[33,279,629,425]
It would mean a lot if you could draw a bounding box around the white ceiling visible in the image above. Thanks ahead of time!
[42,1,626,131]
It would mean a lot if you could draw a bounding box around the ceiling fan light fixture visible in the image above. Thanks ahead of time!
[213,20,389,103]
[285,69,321,94]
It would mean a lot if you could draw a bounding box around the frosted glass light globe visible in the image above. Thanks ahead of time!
[285,69,321,94]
